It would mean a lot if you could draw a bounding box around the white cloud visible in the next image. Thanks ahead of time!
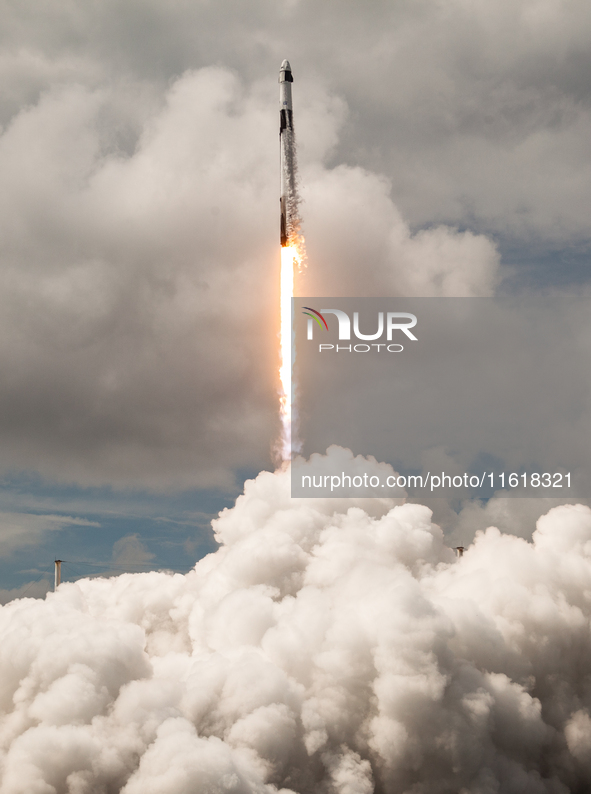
[1,456,591,789]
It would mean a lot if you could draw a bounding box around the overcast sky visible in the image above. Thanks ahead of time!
[0,0,590,594]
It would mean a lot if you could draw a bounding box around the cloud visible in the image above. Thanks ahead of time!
[1,455,591,790]
[299,165,500,297]
[0,70,281,489]
[0,512,98,555]
[0,1,588,488]
[0,60,502,489]
[0,577,52,606]
[112,534,155,567]
[2,0,590,248]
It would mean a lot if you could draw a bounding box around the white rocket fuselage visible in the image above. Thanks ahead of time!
[279,60,294,247]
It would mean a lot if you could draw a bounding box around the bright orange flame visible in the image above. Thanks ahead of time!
[278,245,297,461]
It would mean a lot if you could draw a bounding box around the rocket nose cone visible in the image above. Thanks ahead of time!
[281,60,291,71]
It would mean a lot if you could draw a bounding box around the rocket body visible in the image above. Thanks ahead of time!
[279,60,295,246]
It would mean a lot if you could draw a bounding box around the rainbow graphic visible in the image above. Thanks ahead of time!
[302,307,328,331]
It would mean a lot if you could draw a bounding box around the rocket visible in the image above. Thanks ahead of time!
[279,59,295,247]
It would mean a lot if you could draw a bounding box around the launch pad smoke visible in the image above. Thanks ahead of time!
[2,450,591,793]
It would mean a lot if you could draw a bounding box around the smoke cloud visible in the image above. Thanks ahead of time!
[2,451,591,792]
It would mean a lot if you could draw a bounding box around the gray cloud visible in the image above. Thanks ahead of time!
[0,62,499,489]
[0,71,281,488]
[1,0,589,245]
[112,533,154,567]
[0,0,587,487]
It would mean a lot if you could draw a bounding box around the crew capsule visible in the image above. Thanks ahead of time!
[279,59,293,130]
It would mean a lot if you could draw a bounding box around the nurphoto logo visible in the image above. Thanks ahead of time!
[302,308,418,352]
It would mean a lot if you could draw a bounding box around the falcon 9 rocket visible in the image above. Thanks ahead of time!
[279,60,297,247]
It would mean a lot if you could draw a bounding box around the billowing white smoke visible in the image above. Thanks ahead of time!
[1,455,591,793]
